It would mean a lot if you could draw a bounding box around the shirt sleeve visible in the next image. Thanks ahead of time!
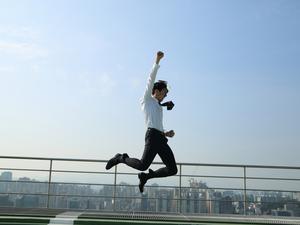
[142,64,160,100]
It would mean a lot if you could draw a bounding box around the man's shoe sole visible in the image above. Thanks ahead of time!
[105,154,121,170]
[138,173,147,193]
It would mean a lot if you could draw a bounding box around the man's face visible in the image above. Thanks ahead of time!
[156,88,168,102]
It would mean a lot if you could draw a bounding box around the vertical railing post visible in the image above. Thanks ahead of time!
[179,164,182,213]
[113,165,117,212]
[46,159,53,208]
[243,166,247,215]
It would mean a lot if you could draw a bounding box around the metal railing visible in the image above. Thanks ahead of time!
[0,155,299,217]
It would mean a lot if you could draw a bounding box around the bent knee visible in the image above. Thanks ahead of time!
[171,166,178,175]
[139,163,150,171]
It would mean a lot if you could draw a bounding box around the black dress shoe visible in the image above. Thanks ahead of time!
[105,153,122,170]
[138,172,147,193]
[122,153,129,160]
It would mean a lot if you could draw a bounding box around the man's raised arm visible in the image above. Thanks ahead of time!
[142,51,164,100]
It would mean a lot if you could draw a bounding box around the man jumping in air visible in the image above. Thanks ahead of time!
[106,51,177,193]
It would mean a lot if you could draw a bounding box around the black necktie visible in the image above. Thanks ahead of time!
[159,101,175,110]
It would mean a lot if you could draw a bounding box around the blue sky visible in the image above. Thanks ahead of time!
[0,0,299,166]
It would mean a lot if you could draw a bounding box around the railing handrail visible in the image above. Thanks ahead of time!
[1,155,300,170]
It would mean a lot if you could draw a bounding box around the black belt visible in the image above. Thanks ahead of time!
[147,128,165,136]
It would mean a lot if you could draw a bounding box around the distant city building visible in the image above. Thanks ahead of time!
[271,209,293,217]
[16,195,39,208]
[220,196,234,214]
[141,193,148,211]
[0,170,299,218]
[0,172,12,193]
[0,195,14,207]
[0,172,12,181]
[69,199,80,209]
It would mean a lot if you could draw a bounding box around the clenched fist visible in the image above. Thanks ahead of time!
[156,51,164,64]
[165,130,175,138]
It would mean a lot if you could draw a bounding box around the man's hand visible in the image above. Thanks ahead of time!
[156,51,164,64]
[165,130,175,138]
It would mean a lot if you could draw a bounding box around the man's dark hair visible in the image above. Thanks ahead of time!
[152,80,168,95]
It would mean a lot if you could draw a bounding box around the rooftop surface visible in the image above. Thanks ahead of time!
[1,208,300,225]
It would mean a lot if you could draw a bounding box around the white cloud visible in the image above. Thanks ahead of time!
[129,77,142,88]
[0,66,15,73]
[98,73,116,95]
[79,73,117,97]
[0,41,47,59]
[0,26,47,60]
[0,26,40,41]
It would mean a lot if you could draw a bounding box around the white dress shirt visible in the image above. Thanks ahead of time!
[141,64,164,132]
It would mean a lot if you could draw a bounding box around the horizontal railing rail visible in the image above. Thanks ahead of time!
[1,155,300,169]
